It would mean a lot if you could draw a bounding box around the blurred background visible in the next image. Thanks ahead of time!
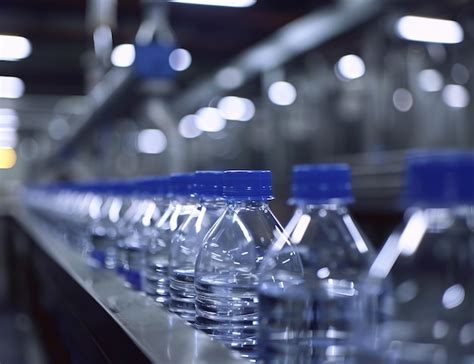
[1,0,473,217]
[0,0,473,362]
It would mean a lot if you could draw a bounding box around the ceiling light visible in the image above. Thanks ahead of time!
[396,16,463,44]
[268,81,297,106]
[111,44,135,68]
[178,115,203,139]
[417,69,443,92]
[0,77,25,99]
[442,84,470,108]
[137,129,167,154]
[0,147,16,169]
[0,130,18,148]
[217,96,255,121]
[195,107,226,132]
[335,54,366,81]
[0,109,19,129]
[0,35,31,61]
[172,0,256,8]
[169,48,192,72]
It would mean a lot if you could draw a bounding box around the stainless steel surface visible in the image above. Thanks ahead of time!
[12,208,248,364]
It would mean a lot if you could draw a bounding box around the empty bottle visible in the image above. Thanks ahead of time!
[359,151,474,364]
[195,170,300,359]
[169,171,226,323]
[259,164,375,363]
[144,173,195,305]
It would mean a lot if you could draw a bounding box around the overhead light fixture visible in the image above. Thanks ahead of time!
[268,81,297,106]
[0,130,18,148]
[396,16,463,44]
[217,96,255,121]
[0,76,25,99]
[417,69,443,92]
[0,108,19,129]
[171,0,256,8]
[137,129,167,154]
[0,147,17,169]
[169,48,192,72]
[0,35,32,61]
[195,107,227,132]
[335,54,366,81]
[442,84,470,108]
[111,44,135,68]
[178,115,203,139]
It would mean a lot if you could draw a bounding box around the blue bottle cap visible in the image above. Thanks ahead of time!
[112,180,136,196]
[404,150,474,207]
[134,176,169,196]
[290,164,354,205]
[223,170,273,201]
[170,173,195,197]
[195,171,224,198]
[85,180,113,194]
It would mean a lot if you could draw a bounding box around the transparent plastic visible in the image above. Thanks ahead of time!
[88,192,132,269]
[358,207,474,364]
[259,203,375,363]
[144,195,195,305]
[169,196,226,323]
[116,194,160,290]
[194,200,300,359]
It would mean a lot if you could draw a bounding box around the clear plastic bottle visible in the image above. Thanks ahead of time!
[194,170,300,359]
[71,183,97,255]
[116,178,164,290]
[87,182,117,269]
[169,171,226,323]
[88,181,133,269]
[358,151,474,364]
[259,164,375,364]
[144,173,195,305]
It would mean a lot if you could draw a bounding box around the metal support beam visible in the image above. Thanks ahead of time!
[172,0,383,115]
[40,68,135,167]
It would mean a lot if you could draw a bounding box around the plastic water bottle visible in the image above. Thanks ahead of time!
[144,173,195,305]
[88,182,118,269]
[358,151,474,364]
[71,183,97,254]
[88,181,133,269]
[169,171,226,323]
[258,164,375,363]
[194,170,300,359]
[116,178,163,290]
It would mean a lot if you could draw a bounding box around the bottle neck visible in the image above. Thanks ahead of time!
[199,196,226,207]
[228,199,270,209]
[295,202,348,214]
[173,194,196,205]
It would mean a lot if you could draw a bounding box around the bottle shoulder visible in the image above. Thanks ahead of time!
[284,206,375,271]
[196,205,286,273]
[206,204,284,242]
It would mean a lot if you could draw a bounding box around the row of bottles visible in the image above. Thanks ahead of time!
[22,150,474,363]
